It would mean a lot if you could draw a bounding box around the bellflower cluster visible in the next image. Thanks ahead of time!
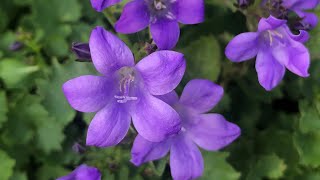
[57,164,101,180]
[225,16,310,91]
[90,0,204,50]
[131,80,241,179]
[63,26,186,147]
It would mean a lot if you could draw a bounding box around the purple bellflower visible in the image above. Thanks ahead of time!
[113,0,205,50]
[63,26,186,147]
[57,164,101,180]
[131,79,241,180]
[282,0,319,29]
[225,16,310,91]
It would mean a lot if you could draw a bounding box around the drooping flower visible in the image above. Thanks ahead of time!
[63,26,186,147]
[56,164,101,180]
[282,0,319,29]
[113,0,204,50]
[262,0,319,29]
[225,15,310,91]
[90,0,122,12]
[131,79,241,180]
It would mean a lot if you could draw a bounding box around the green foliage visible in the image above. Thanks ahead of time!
[0,0,320,179]
[0,150,15,180]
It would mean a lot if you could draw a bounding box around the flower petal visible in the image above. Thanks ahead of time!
[57,164,101,180]
[283,0,319,9]
[156,91,179,106]
[176,0,204,24]
[285,26,309,43]
[180,79,224,113]
[86,103,131,147]
[150,19,180,50]
[188,114,240,151]
[89,26,134,75]
[255,50,286,91]
[131,94,181,142]
[296,11,319,28]
[285,41,310,77]
[136,51,186,95]
[258,16,287,32]
[225,32,259,62]
[63,75,113,113]
[115,0,150,34]
[170,135,204,180]
[131,135,171,166]
[90,0,121,12]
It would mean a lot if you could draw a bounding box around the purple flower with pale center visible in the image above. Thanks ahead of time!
[282,0,319,29]
[113,0,204,50]
[63,26,186,147]
[225,16,310,91]
[131,79,241,180]
[56,164,101,180]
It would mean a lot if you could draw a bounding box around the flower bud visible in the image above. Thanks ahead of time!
[71,42,92,62]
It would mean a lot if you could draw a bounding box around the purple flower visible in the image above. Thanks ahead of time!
[282,0,319,28]
[225,16,310,91]
[63,26,186,147]
[90,0,122,12]
[114,0,204,50]
[131,79,241,180]
[57,164,101,180]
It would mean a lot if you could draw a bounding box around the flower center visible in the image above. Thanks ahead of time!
[262,30,284,47]
[154,0,166,10]
[146,0,176,22]
[114,67,138,103]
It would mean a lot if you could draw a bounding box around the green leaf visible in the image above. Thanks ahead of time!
[9,172,27,180]
[0,149,15,180]
[36,164,69,180]
[201,152,240,180]
[294,132,320,167]
[2,94,48,146]
[37,59,96,127]
[298,101,320,133]
[0,91,8,128]
[180,36,221,81]
[0,59,39,89]
[36,119,65,154]
[247,154,287,179]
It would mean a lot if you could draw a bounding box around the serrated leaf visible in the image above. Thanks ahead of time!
[0,149,15,180]
[37,59,96,127]
[201,152,240,180]
[36,164,69,180]
[180,36,221,81]
[247,154,287,179]
[36,120,65,154]
[294,132,320,167]
[299,101,320,133]
[0,59,39,89]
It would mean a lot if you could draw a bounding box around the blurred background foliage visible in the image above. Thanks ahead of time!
[0,0,320,179]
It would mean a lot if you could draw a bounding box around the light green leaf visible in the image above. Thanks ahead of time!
[37,59,96,127]
[294,132,320,167]
[201,152,240,180]
[0,59,39,89]
[299,101,320,133]
[180,36,221,81]
[247,154,287,179]
[0,149,15,180]
[36,119,65,154]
